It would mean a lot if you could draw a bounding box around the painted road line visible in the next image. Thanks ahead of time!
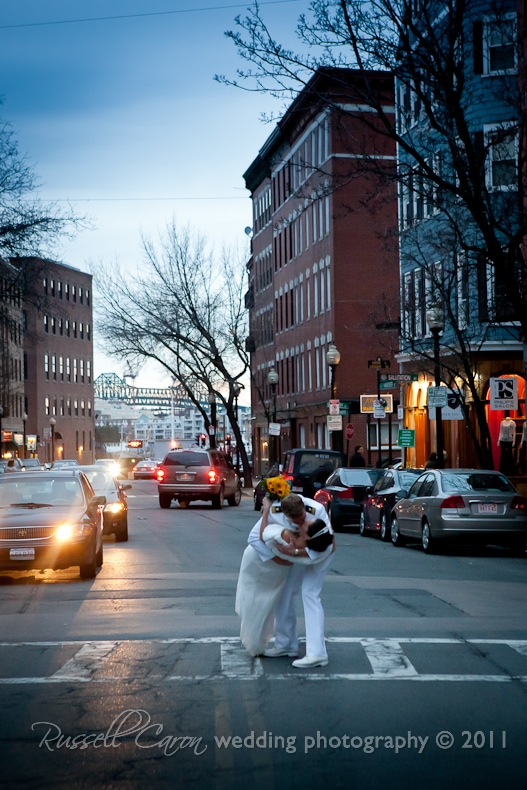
[50,641,120,681]
[219,643,263,678]
[360,639,419,677]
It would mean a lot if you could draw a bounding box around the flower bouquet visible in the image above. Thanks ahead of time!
[263,475,292,501]
[254,474,292,510]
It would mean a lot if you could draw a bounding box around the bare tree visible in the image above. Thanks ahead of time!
[217,0,527,469]
[95,220,253,486]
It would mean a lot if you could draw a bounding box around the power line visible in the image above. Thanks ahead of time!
[0,0,304,30]
[39,195,247,203]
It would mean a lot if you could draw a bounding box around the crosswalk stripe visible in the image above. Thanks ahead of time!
[0,638,526,683]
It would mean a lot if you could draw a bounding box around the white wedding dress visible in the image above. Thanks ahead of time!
[235,522,314,657]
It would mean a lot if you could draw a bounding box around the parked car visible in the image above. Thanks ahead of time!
[360,468,423,540]
[95,458,121,476]
[132,459,159,480]
[157,449,242,509]
[51,459,79,468]
[0,458,25,472]
[390,469,527,554]
[281,448,346,499]
[314,467,384,529]
[75,465,131,541]
[0,470,105,579]
[21,458,45,471]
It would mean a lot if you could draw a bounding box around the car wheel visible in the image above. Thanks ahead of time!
[508,538,526,556]
[380,513,390,542]
[80,550,97,580]
[115,521,129,542]
[212,487,225,509]
[328,505,341,532]
[359,511,368,536]
[159,493,172,509]
[228,485,242,507]
[96,542,103,567]
[421,520,436,554]
[391,516,406,547]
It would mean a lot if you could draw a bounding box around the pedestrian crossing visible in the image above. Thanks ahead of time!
[1,637,527,683]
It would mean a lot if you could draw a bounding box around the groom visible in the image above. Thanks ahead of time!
[258,493,335,668]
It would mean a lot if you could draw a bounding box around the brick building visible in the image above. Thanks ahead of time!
[244,68,400,475]
[22,258,95,464]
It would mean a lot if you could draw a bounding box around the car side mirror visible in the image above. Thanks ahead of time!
[396,489,408,500]
[313,481,322,490]
[121,484,132,491]
[90,495,107,507]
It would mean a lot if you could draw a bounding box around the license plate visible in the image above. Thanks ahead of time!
[478,503,498,514]
[10,548,35,560]
[178,473,192,481]
[292,486,303,492]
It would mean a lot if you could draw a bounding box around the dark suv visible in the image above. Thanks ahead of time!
[282,448,346,499]
[157,449,242,509]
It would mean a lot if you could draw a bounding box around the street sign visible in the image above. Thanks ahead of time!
[329,399,340,415]
[379,380,397,391]
[427,386,448,408]
[373,399,387,419]
[380,373,418,382]
[397,428,415,448]
[269,422,281,436]
[344,423,355,440]
[368,357,390,369]
[327,415,343,432]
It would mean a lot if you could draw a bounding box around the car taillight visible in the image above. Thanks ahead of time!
[441,495,465,509]
[208,469,218,483]
[156,469,165,481]
[511,496,527,510]
[336,487,354,500]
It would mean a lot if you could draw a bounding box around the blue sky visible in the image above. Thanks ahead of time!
[1,1,306,386]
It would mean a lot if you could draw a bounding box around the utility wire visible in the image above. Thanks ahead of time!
[0,0,304,30]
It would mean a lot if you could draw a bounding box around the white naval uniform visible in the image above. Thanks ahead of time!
[268,497,334,659]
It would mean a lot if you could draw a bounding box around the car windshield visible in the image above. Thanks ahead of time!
[164,452,209,467]
[398,471,422,488]
[0,477,84,507]
[340,469,383,486]
[441,472,515,493]
[81,470,114,492]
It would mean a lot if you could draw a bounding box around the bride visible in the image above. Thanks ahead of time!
[235,493,333,657]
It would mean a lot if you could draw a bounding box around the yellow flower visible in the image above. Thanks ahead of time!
[264,475,291,501]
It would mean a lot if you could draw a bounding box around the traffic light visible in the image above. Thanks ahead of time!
[225,434,231,444]
[200,433,207,447]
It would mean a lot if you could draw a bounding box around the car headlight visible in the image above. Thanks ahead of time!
[54,523,84,541]
[104,502,125,514]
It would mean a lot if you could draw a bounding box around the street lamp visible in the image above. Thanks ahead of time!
[426,306,445,469]
[207,391,217,449]
[22,412,27,459]
[0,405,3,459]
[49,417,56,464]
[327,344,341,399]
[233,385,241,475]
[326,344,341,450]
[267,368,279,468]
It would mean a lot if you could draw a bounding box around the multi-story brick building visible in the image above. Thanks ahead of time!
[22,257,95,464]
[0,259,25,458]
[244,68,400,475]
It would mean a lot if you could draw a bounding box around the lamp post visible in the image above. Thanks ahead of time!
[426,306,444,469]
[22,412,27,459]
[267,368,279,468]
[207,391,217,449]
[49,417,56,464]
[233,385,241,475]
[0,405,3,459]
[326,344,341,450]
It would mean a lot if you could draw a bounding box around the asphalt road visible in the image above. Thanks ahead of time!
[0,479,526,789]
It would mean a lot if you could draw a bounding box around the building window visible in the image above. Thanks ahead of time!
[484,16,516,74]
[44,353,49,379]
[485,124,517,189]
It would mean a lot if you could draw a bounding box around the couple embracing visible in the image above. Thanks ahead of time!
[235,486,335,668]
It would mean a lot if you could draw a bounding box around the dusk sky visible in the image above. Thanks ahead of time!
[1,0,305,386]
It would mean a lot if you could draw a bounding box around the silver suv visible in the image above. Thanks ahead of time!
[157,449,242,509]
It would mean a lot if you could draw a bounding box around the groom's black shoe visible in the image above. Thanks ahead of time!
[263,647,299,657]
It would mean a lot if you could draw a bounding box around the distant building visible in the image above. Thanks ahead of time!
[22,257,95,464]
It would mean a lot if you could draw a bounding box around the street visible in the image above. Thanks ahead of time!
[0,479,527,788]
